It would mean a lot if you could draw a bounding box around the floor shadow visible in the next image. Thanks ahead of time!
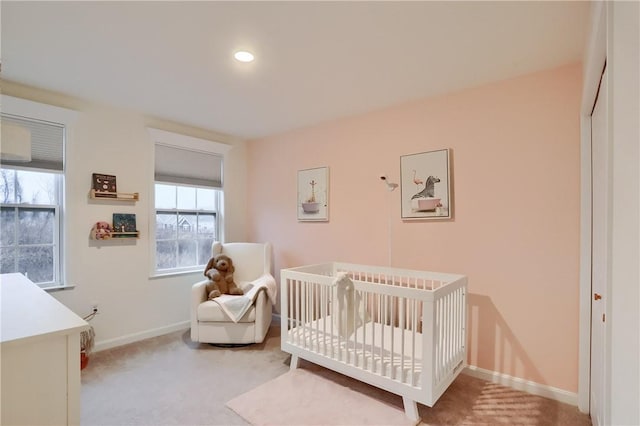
[181,324,281,353]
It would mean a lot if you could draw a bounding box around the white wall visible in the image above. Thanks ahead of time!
[608,1,640,424]
[1,80,248,350]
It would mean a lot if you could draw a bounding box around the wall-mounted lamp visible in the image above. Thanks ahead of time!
[1,122,32,162]
[379,175,398,191]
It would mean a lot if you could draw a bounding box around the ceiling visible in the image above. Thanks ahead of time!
[1,1,589,140]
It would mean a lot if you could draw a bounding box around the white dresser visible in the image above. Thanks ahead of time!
[1,273,88,425]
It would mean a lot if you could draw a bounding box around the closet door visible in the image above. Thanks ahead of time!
[590,65,608,426]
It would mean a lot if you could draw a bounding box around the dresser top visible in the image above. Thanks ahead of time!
[1,273,88,345]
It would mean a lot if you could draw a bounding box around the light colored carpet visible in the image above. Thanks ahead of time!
[81,325,591,425]
[227,368,415,426]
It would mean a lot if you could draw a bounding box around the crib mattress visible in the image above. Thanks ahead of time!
[285,315,424,386]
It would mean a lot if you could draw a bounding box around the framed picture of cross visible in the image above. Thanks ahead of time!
[297,167,329,222]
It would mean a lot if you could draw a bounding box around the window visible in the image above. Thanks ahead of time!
[154,183,220,272]
[1,106,68,287]
[149,128,230,275]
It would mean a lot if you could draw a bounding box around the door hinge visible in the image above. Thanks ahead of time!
[602,313,606,322]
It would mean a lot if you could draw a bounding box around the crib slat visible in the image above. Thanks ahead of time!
[303,280,308,349]
[324,284,328,356]
[295,280,300,347]
[448,291,453,371]
[379,291,384,375]
[390,294,395,380]
[435,298,440,382]
[411,298,417,386]
[399,296,405,384]
[332,284,335,356]
[313,282,317,352]
[291,279,295,345]
[293,279,297,344]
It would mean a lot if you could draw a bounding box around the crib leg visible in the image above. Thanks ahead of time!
[402,397,420,423]
[289,354,300,370]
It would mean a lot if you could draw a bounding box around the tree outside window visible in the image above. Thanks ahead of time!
[154,184,219,273]
[0,169,61,285]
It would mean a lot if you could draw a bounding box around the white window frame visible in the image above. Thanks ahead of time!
[0,171,62,285]
[147,128,231,277]
[1,95,77,289]
[154,184,221,274]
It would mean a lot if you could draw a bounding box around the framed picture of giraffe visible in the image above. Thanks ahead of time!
[400,148,451,220]
[297,166,329,221]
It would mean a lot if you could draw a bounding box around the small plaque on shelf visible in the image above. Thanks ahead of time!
[92,173,117,198]
[112,213,137,236]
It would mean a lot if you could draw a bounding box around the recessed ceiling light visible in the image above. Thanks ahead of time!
[234,51,254,63]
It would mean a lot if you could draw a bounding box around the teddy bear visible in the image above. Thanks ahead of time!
[91,221,113,240]
[203,253,244,299]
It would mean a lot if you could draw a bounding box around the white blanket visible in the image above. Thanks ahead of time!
[333,272,370,338]
[211,274,277,323]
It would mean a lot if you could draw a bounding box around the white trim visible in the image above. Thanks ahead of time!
[93,321,190,353]
[147,127,232,155]
[147,127,230,276]
[463,365,578,407]
[1,95,77,289]
[578,0,607,415]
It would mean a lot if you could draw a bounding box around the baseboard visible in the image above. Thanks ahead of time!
[93,321,191,353]
[463,365,578,406]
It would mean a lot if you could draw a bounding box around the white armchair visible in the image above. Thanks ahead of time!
[191,242,276,345]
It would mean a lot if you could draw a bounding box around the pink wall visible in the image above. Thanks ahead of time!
[246,63,582,392]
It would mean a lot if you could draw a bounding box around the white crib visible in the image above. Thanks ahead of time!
[280,262,467,422]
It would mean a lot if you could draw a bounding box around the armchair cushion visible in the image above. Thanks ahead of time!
[197,301,256,322]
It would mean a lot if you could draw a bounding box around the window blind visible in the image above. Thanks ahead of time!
[0,114,65,172]
[154,144,223,188]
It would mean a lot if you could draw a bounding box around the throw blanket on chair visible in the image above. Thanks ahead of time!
[211,274,277,323]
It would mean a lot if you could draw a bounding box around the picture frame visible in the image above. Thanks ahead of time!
[400,148,452,220]
[297,167,329,221]
[112,213,137,233]
[92,173,117,198]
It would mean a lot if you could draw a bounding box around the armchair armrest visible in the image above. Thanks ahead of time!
[192,279,208,305]
[252,290,272,343]
[244,273,277,305]
[191,278,209,341]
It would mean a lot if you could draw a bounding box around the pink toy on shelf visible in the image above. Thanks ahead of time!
[91,221,113,240]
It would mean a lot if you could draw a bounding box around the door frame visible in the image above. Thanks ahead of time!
[578,0,607,415]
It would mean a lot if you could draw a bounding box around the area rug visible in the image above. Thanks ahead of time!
[226,368,416,426]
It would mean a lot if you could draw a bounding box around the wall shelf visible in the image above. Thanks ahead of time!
[111,231,139,239]
[89,189,139,202]
[89,178,139,241]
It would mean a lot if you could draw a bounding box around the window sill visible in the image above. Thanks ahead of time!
[150,270,202,280]
[42,284,75,293]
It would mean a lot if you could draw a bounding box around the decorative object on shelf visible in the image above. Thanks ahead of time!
[298,167,329,222]
[400,148,452,220]
[90,221,113,240]
[91,173,117,198]
[112,213,137,237]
